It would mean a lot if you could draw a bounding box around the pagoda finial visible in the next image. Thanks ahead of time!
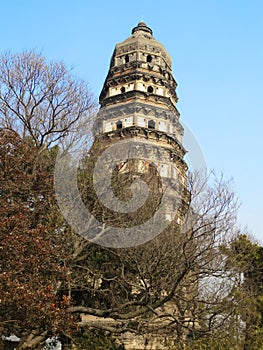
[132,21,153,36]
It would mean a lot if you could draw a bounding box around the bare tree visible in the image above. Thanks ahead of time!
[63,165,244,349]
[0,50,96,152]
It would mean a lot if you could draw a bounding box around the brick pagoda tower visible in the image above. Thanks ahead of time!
[91,22,189,245]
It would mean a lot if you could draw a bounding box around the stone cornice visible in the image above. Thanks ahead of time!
[97,101,181,126]
[100,90,179,114]
[95,126,186,158]
[108,63,176,84]
[106,73,171,87]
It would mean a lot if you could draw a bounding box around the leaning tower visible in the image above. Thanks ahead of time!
[90,22,189,246]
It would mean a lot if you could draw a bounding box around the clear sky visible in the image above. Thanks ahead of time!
[1,0,262,242]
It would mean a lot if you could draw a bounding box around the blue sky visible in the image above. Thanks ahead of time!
[1,0,262,242]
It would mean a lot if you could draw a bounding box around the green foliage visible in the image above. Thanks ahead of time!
[224,234,263,349]
[185,337,242,350]
[73,330,124,350]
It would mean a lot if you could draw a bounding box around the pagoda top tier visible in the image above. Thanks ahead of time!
[99,22,176,106]
[115,21,172,69]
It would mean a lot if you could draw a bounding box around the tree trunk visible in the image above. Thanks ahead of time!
[19,331,48,349]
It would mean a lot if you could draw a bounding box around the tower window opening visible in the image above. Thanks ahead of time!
[148,120,155,129]
[147,86,153,93]
[121,86,126,93]
[147,54,152,63]
[125,55,129,63]
[116,120,123,129]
